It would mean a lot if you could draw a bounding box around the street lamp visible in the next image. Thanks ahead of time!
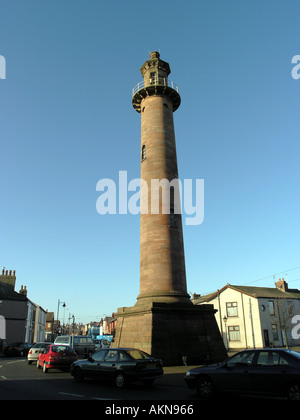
[223,315,228,351]
[56,299,66,337]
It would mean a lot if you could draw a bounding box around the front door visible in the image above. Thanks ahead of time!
[263,330,270,347]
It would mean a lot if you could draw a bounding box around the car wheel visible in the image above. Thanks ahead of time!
[196,376,214,399]
[43,362,48,373]
[115,372,126,389]
[28,360,32,365]
[287,383,300,400]
[73,367,84,382]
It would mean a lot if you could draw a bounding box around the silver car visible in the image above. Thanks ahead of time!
[27,342,52,365]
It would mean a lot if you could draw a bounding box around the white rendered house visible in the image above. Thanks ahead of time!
[193,279,300,350]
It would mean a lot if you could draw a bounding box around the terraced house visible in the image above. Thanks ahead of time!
[0,269,47,346]
[193,279,300,350]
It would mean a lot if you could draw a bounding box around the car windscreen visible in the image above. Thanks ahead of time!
[32,343,49,349]
[52,346,73,354]
[54,337,70,344]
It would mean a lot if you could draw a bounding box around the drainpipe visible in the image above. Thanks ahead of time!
[241,293,248,348]
[217,290,223,337]
[249,298,255,348]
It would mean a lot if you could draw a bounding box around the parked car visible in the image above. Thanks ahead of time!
[70,347,163,388]
[185,348,300,400]
[3,342,32,357]
[93,339,110,351]
[37,344,78,373]
[54,335,95,357]
[27,342,52,364]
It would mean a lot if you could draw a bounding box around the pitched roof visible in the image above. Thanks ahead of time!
[194,283,300,304]
[0,282,28,301]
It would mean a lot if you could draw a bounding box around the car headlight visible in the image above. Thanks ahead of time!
[185,371,191,377]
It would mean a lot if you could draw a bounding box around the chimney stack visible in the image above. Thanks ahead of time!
[275,278,288,292]
[0,268,16,289]
[19,285,28,297]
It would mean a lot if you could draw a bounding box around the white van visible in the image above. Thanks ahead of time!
[93,338,111,351]
[54,335,95,357]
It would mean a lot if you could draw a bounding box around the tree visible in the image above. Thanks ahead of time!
[276,298,297,348]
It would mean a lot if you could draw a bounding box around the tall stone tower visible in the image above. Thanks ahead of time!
[134,51,190,307]
[114,52,227,365]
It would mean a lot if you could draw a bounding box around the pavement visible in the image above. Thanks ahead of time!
[158,365,198,388]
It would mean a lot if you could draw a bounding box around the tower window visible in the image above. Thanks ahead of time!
[150,72,157,84]
[141,145,146,160]
[169,209,176,228]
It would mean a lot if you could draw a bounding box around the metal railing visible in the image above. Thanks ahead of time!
[132,78,180,97]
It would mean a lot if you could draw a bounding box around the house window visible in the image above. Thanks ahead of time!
[141,145,146,160]
[226,302,238,317]
[269,300,275,315]
[272,324,279,341]
[228,326,240,341]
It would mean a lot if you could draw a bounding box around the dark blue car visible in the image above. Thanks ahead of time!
[70,347,163,388]
[185,348,300,400]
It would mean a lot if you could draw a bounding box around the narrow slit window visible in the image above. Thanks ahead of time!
[142,145,146,160]
[169,209,176,228]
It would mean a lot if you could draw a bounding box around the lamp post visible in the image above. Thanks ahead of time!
[56,299,66,337]
[62,304,67,334]
[223,316,228,351]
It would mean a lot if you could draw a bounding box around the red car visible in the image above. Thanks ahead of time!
[37,344,78,373]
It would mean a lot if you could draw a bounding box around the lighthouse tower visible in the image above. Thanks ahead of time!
[132,51,190,306]
[114,52,227,365]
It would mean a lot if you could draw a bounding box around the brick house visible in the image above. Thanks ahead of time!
[45,312,55,342]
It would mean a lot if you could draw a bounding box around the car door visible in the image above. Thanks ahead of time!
[215,351,256,394]
[248,350,290,396]
[83,349,107,378]
[100,349,120,379]
[39,345,50,365]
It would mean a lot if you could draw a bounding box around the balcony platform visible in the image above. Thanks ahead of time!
[132,79,181,113]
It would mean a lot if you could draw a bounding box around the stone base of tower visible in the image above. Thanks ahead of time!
[114,302,227,366]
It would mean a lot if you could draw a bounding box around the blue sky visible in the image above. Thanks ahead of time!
[1,0,299,325]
